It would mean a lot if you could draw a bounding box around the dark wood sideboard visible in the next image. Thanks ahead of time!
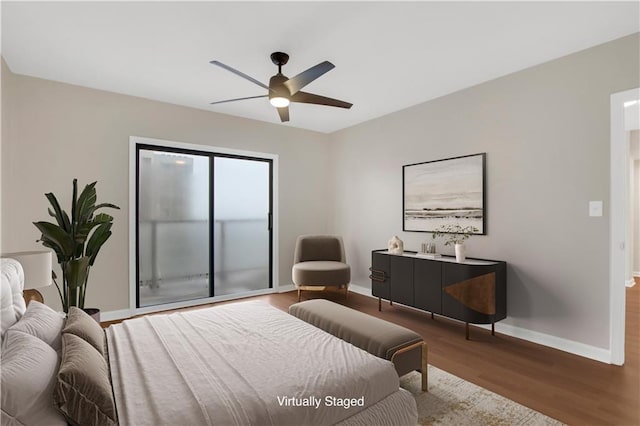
[370,250,507,339]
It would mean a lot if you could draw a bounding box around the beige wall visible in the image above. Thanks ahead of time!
[328,34,640,349]
[1,61,330,312]
[2,33,639,354]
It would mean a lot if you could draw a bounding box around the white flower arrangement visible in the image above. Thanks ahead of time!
[431,224,479,246]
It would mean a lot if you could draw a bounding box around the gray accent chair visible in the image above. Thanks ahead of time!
[292,235,351,302]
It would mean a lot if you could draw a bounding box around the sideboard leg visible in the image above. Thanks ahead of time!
[390,300,393,306]
[491,319,495,336]
[465,322,470,340]
[378,297,382,311]
[431,312,434,320]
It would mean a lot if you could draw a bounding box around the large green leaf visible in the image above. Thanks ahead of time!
[40,240,64,264]
[75,181,97,226]
[74,213,114,244]
[45,192,71,232]
[65,257,90,291]
[85,223,112,266]
[33,221,75,257]
[83,203,120,222]
[93,203,120,212]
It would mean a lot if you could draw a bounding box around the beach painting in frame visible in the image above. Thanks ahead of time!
[403,153,486,234]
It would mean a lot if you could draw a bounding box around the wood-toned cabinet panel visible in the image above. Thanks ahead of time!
[442,263,500,324]
[414,259,441,313]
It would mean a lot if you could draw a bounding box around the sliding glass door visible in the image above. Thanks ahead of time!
[136,145,272,308]
[214,157,271,296]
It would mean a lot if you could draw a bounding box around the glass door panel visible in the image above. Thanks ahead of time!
[213,157,271,296]
[138,149,210,307]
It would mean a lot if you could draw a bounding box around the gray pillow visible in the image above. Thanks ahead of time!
[7,300,65,351]
[54,333,117,426]
[63,307,105,355]
[0,331,67,425]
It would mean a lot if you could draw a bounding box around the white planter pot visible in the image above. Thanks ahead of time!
[454,243,466,262]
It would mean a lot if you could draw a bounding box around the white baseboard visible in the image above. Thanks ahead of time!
[626,279,636,288]
[474,322,612,364]
[277,284,295,293]
[348,284,374,298]
[633,271,640,277]
[100,309,133,322]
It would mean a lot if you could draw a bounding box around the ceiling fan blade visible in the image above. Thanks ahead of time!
[210,95,268,105]
[283,61,335,95]
[277,106,290,122]
[290,91,353,109]
[210,60,272,92]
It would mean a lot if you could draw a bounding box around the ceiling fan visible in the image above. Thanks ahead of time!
[209,52,353,123]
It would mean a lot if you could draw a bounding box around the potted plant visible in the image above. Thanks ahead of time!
[431,224,479,262]
[33,179,119,320]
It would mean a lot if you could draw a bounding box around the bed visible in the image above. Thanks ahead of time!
[1,258,418,425]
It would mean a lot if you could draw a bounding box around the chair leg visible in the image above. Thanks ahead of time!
[345,284,349,300]
[298,288,301,302]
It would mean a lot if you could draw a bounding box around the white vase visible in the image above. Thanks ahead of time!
[454,243,466,262]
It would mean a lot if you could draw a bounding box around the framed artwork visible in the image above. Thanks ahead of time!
[403,153,486,234]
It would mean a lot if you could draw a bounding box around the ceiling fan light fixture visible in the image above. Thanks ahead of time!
[269,96,290,108]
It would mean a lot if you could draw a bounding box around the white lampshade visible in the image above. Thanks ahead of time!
[1,251,53,290]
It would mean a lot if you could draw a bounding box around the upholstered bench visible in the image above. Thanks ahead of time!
[289,299,427,391]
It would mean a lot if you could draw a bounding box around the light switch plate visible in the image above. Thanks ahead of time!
[589,201,603,217]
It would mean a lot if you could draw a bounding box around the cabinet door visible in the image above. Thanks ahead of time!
[390,256,414,306]
[442,263,496,324]
[414,259,442,314]
[371,252,390,299]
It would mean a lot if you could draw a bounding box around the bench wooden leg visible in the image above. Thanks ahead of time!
[421,342,428,392]
[391,341,428,392]
[298,288,301,302]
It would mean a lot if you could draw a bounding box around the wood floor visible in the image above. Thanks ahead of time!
[104,281,640,425]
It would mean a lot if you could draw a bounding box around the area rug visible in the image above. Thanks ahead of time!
[400,367,565,426]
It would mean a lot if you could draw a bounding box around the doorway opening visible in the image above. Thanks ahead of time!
[610,87,640,365]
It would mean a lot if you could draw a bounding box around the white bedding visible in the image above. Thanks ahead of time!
[107,300,417,425]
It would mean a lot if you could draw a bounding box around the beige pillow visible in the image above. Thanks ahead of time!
[0,331,66,426]
[63,307,105,355]
[54,333,117,426]
[7,300,65,351]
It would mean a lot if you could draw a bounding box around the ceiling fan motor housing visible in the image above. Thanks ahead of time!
[269,73,290,100]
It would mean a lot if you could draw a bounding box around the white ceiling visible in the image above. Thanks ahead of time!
[2,1,639,134]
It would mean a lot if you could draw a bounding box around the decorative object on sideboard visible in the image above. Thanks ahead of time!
[33,178,120,319]
[430,224,479,263]
[403,153,486,234]
[417,242,441,259]
[0,250,52,304]
[388,235,404,254]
